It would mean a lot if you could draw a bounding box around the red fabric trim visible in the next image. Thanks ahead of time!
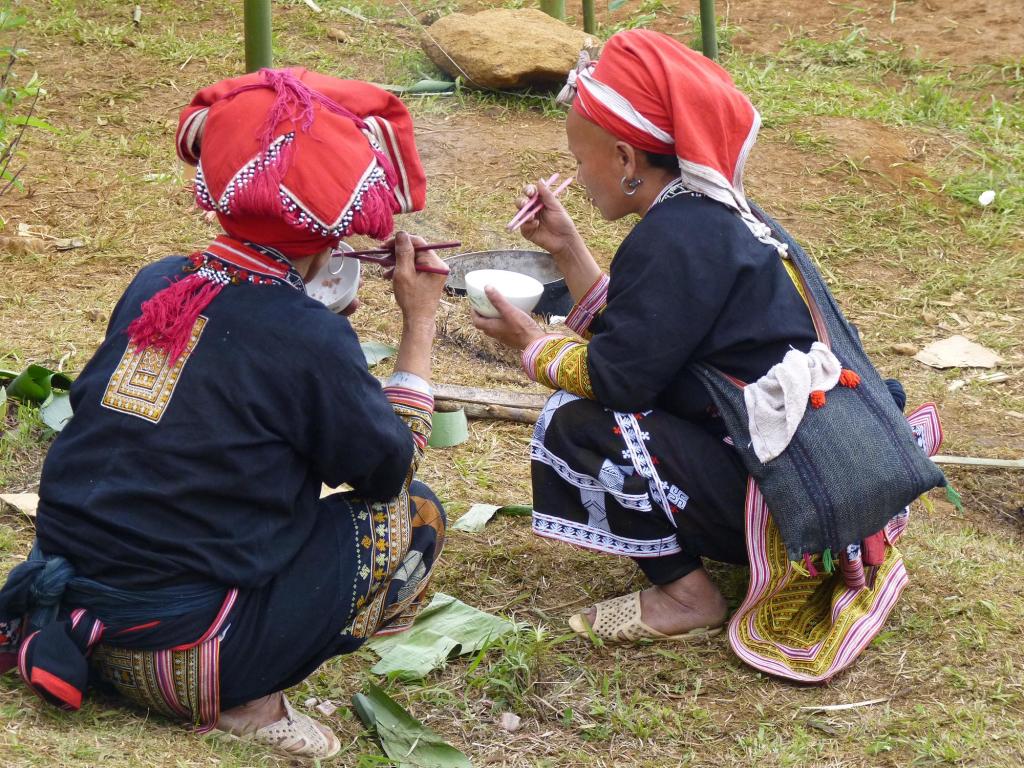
[30,667,83,710]
[112,620,161,636]
[207,236,290,278]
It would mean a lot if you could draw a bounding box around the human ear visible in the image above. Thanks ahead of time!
[615,141,638,177]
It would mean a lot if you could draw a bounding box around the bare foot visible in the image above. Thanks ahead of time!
[581,567,728,636]
[217,692,288,736]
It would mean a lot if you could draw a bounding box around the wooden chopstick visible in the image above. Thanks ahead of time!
[343,240,462,258]
[507,176,573,232]
[506,173,559,231]
[332,241,457,276]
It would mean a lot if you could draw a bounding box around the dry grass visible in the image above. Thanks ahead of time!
[1,1,1022,766]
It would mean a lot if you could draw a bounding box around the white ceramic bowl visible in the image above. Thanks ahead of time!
[307,244,360,313]
[464,269,545,318]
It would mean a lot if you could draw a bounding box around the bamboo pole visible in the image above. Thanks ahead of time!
[699,0,718,60]
[582,0,596,33]
[244,0,273,72]
[540,0,565,21]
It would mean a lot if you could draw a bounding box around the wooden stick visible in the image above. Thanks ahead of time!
[931,455,1024,470]
[378,379,547,423]
[431,382,548,410]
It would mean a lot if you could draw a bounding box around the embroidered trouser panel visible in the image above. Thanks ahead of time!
[530,392,748,584]
[90,481,445,719]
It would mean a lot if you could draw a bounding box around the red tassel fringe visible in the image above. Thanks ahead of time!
[351,181,401,240]
[809,390,826,409]
[232,139,294,219]
[839,368,861,388]
[126,273,224,365]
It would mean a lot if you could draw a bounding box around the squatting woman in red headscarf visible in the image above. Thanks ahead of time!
[473,30,942,682]
[0,69,448,758]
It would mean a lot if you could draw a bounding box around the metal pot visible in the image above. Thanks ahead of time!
[443,250,572,318]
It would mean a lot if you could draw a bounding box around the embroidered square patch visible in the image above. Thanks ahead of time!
[101,316,207,423]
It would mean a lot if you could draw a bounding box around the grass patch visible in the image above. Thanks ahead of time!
[1,1,1022,767]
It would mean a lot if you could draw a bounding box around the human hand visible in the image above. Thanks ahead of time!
[470,286,546,351]
[516,180,584,260]
[389,231,448,328]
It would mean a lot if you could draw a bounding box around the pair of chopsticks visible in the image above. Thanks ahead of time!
[506,173,574,232]
[333,241,459,276]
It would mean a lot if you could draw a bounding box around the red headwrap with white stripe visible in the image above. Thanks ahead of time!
[177,68,426,257]
[562,30,782,249]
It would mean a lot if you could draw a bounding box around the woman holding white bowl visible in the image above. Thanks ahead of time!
[472,29,938,681]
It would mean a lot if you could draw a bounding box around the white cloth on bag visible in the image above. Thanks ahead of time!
[743,341,842,463]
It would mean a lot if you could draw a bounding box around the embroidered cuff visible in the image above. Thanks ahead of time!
[384,374,434,454]
[521,334,563,384]
[565,273,609,337]
[521,334,594,399]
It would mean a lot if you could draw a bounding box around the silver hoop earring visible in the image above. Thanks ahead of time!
[620,176,643,196]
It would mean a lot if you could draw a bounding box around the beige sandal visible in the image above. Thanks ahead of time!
[568,591,724,643]
[218,696,341,760]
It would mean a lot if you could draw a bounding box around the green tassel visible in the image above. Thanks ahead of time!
[945,483,964,513]
[822,547,834,574]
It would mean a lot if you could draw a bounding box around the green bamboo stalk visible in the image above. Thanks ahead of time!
[539,0,565,21]
[582,0,595,33]
[699,0,718,60]
[244,0,273,72]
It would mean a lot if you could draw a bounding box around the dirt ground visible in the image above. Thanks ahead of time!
[1,0,1022,766]
[725,0,1023,65]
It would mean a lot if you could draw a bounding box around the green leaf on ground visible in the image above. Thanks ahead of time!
[379,79,455,95]
[361,341,398,368]
[5,364,73,404]
[365,592,513,679]
[452,503,533,532]
[39,391,73,432]
[451,504,499,532]
[352,681,472,768]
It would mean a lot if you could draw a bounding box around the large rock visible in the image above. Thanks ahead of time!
[422,8,592,90]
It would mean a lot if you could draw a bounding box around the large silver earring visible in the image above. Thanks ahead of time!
[620,176,643,196]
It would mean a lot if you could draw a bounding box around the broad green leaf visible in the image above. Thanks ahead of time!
[40,391,73,432]
[9,115,56,132]
[452,503,533,533]
[361,341,398,368]
[498,504,533,516]
[378,79,455,95]
[353,681,472,768]
[451,504,499,533]
[608,0,628,10]
[366,592,512,679]
[5,365,73,404]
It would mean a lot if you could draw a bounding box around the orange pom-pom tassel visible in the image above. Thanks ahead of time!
[839,368,861,388]
[809,390,826,409]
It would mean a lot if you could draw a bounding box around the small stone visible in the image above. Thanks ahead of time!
[422,9,593,90]
[891,343,918,356]
[978,190,996,206]
[315,700,337,716]
[326,26,348,43]
[304,697,318,708]
[498,712,521,732]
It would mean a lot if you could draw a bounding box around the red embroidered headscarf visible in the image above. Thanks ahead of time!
[561,30,781,247]
[177,67,426,256]
[126,69,427,364]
